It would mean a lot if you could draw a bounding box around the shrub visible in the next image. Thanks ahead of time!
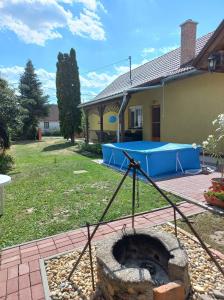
[42,130,62,137]
[79,143,102,155]
[0,153,14,174]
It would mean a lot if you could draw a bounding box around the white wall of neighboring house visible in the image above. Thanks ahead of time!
[39,121,60,133]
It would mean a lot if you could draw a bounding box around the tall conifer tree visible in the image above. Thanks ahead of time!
[19,60,49,139]
[56,48,81,144]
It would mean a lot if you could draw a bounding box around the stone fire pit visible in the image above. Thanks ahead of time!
[96,227,190,300]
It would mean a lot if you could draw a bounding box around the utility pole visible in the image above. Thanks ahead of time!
[129,56,132,85]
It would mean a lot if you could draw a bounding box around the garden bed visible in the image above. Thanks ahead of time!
[42,223,224,300]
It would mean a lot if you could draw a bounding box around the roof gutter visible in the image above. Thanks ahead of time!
[117,84,163,142]
[162,69,204,83]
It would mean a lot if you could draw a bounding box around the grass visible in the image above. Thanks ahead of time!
[0,138,180,249]
[178,212,224,253]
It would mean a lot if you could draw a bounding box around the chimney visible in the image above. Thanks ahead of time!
[180,19,198,66]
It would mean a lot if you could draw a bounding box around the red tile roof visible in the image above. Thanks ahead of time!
[40,105,59,122]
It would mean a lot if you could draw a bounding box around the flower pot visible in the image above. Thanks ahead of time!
[204,192,224,209]
[211,178,224,192]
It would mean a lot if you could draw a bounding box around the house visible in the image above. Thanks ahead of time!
[39,104,60,134]
[80,19,224,145]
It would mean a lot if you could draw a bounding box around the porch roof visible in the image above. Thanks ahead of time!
[80,31,213,108]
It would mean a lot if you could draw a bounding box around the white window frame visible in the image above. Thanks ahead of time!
[129,105,143,128]
[44,121,49,129]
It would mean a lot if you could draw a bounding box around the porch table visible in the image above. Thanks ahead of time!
[0,174,11,216]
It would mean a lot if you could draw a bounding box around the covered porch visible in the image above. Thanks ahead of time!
[82,95,144,144]
[81,82,165,144]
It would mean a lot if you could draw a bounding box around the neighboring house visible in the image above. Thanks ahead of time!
[80,19,224,145]
[39,104,60,134]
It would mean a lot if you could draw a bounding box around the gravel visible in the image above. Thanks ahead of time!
[45,224,224,300]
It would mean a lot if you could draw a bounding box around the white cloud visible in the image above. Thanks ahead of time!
[68,8,105,40]
[141,45,178,59]
[0,65,56,100]
[0,0,106,46]
[142,47,156,57]
[159,45,178,54]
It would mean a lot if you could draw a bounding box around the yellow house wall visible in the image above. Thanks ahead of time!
[125,88,162,140]
[88,110,118,141]
[125,72,224,144]
[162,72,224,144]
[88,72,224,144]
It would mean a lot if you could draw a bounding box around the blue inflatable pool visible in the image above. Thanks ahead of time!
[102,141,201,178]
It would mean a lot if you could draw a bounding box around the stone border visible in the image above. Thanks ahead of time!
[167,222,224,260]
[40,258,51,300]
[39,223,224,300]
[39,246,85,300]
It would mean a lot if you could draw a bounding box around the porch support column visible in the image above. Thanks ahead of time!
[118,94,131,142]
[97,105,106,143]
[84,109,89,144]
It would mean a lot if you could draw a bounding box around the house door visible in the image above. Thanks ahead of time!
[152,105,160,141]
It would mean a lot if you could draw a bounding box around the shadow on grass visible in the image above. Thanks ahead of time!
[42,142,75,152]
[76,149,102,159]
[12,140,41,146]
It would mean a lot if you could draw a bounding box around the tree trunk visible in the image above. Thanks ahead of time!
[71,133,75,145]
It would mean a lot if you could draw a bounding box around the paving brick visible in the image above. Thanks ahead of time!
[55,240,72,249]
[0,281,6,297]
[70,236,87,244]
[21,249,39,259]
[56,244,75,253]
[7,277,18,295]
[21,254,40,264]
[0,269,7,282]
[1,247,19,256]
[37,241,55,250]
[38,245,56,254]
[40,249,57,258]
[37,238,54,246]
[153,282,185,300]
[31,284,44,300]
[7,266,18,279]
[1,255,20,265]
[29,260,40,272]
[52,233,68,241]
[30,271,41,286]
[6,292,19,300]
[0,261,20,271]
[19,287,32,300]
[20,242,37,250]
[20,246,38,254]
[19,274,30,290]
[19,264,29,276]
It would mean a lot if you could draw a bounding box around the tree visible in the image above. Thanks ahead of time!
[56,48,81,144]
[0,78,23,150]
[19,60,49,139]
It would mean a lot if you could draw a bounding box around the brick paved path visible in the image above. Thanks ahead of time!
[0,171,222,299]
[0,201,204,300]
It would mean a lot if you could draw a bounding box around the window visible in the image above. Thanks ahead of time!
[44,121,49,129]
[129,106,143,128]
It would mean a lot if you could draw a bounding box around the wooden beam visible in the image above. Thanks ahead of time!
[83,109,89,144]
[97,105,106,143]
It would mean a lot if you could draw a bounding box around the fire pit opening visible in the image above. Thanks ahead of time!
[96,228,190,300]
[112,233,173,285]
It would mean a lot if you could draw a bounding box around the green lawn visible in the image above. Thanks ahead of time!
[0,138,180,249]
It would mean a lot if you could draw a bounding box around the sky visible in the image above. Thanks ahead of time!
[0,0,223,104]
